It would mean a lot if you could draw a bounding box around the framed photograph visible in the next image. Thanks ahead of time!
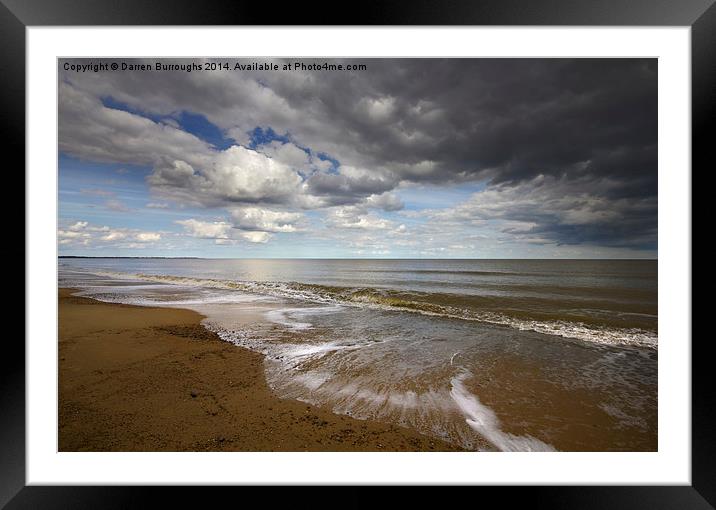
[9,0,709,505]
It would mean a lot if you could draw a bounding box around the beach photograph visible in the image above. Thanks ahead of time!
[57,58,657,453]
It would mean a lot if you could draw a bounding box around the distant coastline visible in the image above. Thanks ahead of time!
[59,255,201,259]
[58,255,657,261]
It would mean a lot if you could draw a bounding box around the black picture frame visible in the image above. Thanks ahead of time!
[5,0,710,506]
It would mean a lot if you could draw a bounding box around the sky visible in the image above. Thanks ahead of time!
[58,58,657,259]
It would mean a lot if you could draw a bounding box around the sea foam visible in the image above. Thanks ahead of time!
[84,270,658,350]
[449,371,555,452]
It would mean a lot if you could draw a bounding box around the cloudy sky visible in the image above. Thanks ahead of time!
[58,58,657,258]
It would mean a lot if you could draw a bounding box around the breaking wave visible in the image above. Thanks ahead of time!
[86,270,658,349]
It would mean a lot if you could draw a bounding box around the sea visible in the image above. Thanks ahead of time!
[58,258,658,452]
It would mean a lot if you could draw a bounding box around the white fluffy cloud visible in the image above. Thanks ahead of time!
[326,206,394,230]
[101,231,126,242]
[175,219,232,239]
[176,218,273,244]
[229,207,303,233]
[364,192,404,211]
[148,146,303,207]
[259,141,312,171]
[210,146,303,200]
[135,232,162,242]
[240,231,271,243]
[69,221,88,231]
[58,221,163,248]
[58,229,91,245]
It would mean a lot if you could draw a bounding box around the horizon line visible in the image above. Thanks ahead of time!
[58,255,658,261]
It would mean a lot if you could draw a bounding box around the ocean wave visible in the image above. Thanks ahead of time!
[85,270,658,349]
[450,370,555,452]
[359,268,525,277]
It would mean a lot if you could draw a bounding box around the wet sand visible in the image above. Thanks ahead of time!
[58,289,463,451]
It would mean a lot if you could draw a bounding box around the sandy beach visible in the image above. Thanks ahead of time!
[58,289,463,451]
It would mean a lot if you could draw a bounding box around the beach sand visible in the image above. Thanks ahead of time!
[58,289,463,451]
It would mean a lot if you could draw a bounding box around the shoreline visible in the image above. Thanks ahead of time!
[58,288,465,452]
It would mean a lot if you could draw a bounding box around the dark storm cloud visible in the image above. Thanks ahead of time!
[253,59,657,186]
[305,170,398,203]
[59,58,657,250]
